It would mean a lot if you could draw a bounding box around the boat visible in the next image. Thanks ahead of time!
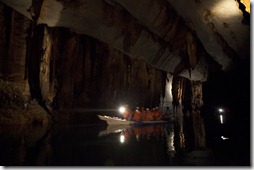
[98,124,131,137]
[98,115,168,126]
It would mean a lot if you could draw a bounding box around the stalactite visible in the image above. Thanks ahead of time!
[6,9,15,77]
[171,75,183,115]
[181,78,193,116]
[27,24,44,101]
[0,3,7,77]
[39,25,51,103]
[102,1,142,53]
[191,81,203,117]
[187,32,197,69]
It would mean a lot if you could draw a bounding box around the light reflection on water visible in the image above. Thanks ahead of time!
[0,114,223,166]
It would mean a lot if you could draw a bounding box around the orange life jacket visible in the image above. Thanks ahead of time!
[145,111,154,121]
[123,111,130,119]
[133,110,141,121]
[154,110,161,120]
[140,110,146,120]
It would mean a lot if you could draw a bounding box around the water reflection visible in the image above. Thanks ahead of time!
[0,123,53,165]
[98,124,131,137]
[97,112,215,166]
[164,123,175,161]
[178,113,214,166]
[0,112,230,166]
[100,124,165,143]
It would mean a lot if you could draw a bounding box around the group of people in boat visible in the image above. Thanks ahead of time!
[121,105,163,121]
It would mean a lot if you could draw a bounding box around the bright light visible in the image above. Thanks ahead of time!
[218,108,224,113]
[119,106,126,114]
[120,134,125,143]
[211,0,240,19]
[220,115,224,124]
[221,136,229,140]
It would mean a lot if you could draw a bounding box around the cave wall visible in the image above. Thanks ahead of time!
[44,26,166,110]
[0,4,30,93]
[0,4,30,110]
[0,4,52,125]
[0,4,167,114]
[0,3,205,125]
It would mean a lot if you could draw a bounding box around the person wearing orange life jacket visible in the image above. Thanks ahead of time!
[144,108,154,121]
[133,107,141,121]
[122,105,132,120]
[151,108,155,120]
[153,107,162,120]
[140,107,146,121]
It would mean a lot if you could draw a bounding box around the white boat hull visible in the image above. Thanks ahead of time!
[98,115,168,125]
[98,115,132,125]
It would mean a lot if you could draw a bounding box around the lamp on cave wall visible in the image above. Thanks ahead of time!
[218,108,224,124]
[218,108,230,140]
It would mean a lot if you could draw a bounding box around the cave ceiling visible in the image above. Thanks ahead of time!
[0,0,250,82]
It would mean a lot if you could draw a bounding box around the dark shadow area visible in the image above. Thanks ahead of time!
[202,60,251,166]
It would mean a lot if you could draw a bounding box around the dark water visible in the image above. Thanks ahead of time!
[0,112,250,166]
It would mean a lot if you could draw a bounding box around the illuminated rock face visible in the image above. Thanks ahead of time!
[0,0,249,81]
[1,0,248,70]
[0,7,166,112]
[0,0,250,122]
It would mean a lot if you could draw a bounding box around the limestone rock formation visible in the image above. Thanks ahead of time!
[0,0,250,124]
